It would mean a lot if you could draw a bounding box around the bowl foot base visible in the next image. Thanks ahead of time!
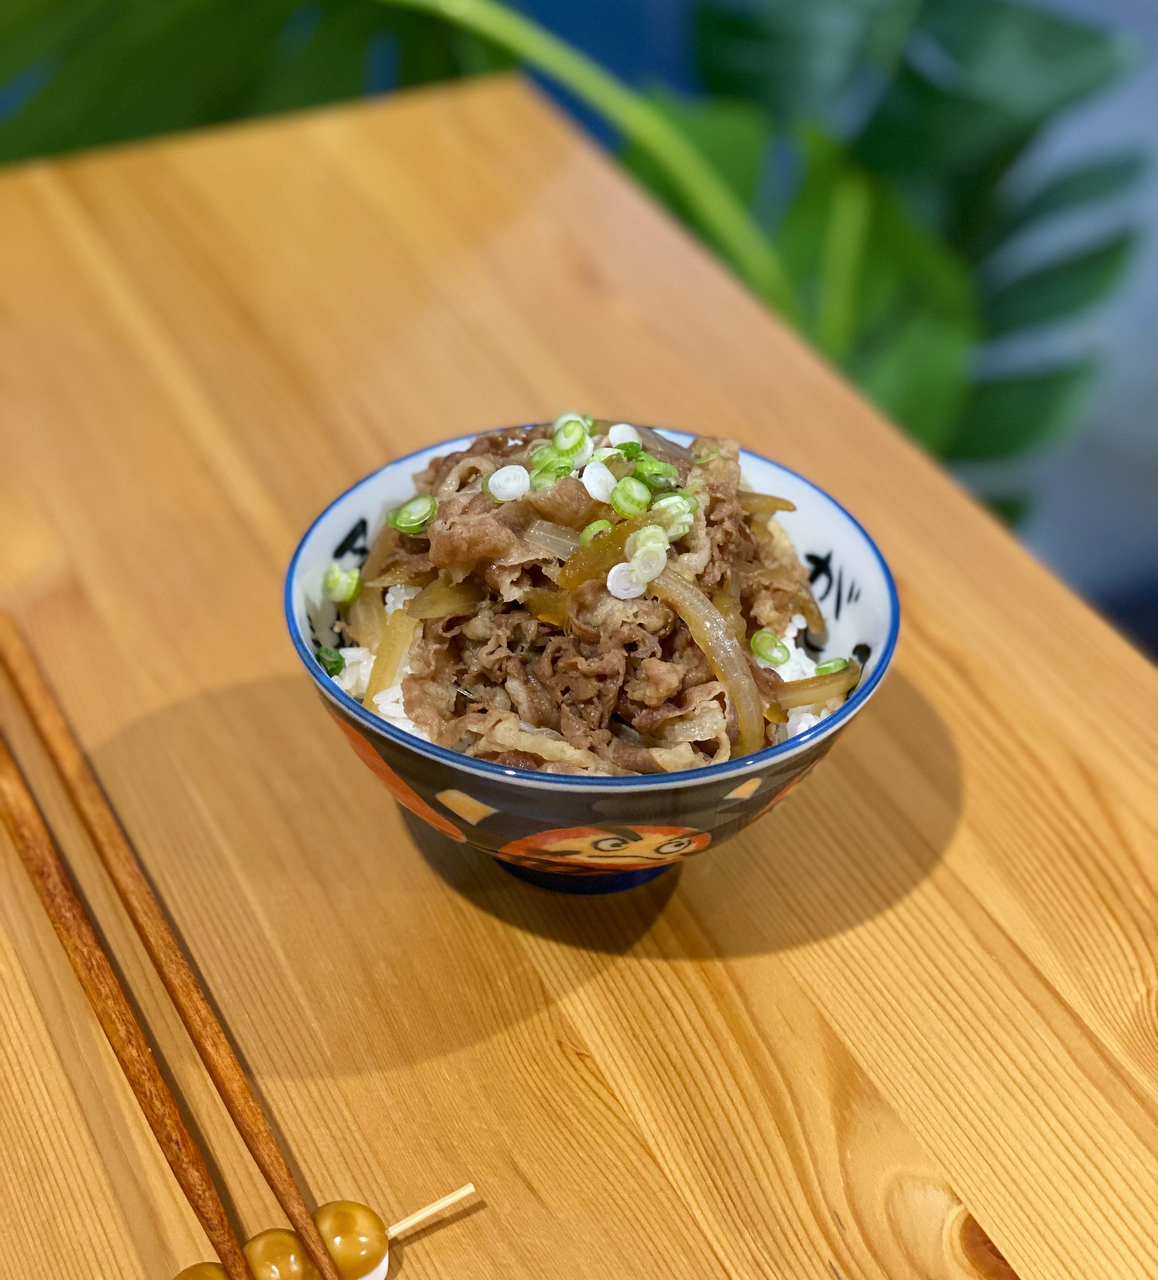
[493,858,674,895]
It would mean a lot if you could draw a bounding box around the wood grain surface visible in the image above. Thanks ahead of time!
[0,75,1155,1280]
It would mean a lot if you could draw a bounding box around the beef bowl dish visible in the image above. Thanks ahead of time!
[286,417,898,893]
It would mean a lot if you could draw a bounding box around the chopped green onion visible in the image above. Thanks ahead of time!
[650,494,695,537]
[530,457,574,490]
[751,629,791,665]
[609,475,651,518]
[615,440,644,460]
[633,454,680,492]
[590,447,617,463]
[608,423,641,447]
[692,447,720,464]
[580,519,612,545]
[386,494,438,535]
[606,561,646,600]
[529,443,561,468]
[315,646,344,676]
[486,464,530,502]
[552,417,589,455]
[629,545,668,581]
[675,488,699,514]
[625,524,669,557]
[323,561,360,604]
[815,657,849,675]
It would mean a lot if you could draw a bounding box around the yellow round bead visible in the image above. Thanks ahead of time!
[244,1228,322,1280]
[313,1201,389,1280]
[174,1267,228,1280]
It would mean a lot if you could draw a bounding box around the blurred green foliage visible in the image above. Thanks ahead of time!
[0,0,512,159]
[0,0,1144,471]
[677,0,1145,461]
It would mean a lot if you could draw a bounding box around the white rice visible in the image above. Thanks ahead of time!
[755,612,838,742]
[331,584,432,742]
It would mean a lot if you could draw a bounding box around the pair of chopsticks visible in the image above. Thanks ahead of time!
[0,614,472,1279]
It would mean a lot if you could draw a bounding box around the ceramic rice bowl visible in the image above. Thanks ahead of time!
[285,427,899,894]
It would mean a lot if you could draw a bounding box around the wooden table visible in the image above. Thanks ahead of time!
[0,75,1155,1280]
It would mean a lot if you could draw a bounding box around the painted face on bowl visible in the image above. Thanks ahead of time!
[498,825,712,873]
[286,425,899,894]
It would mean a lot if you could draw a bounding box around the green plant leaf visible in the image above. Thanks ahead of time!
[981,153,1145,253]
[243,2,390,115]
[390,8,514,86]
[242,4,513,114]
[0,0,298,162]
[857,0,1140,175]
[620,88,773,217]
[985,231,1135,334]
[771,129,979,443]
[917,0,1139,118]
[983,492,1031,526]
[694,0,921,122]
[775,130,978,329]
[814,168,872,358]
[0,0,110,86]
[945,360,1097,459]
[0,0,508,164]
[851,310,975,451]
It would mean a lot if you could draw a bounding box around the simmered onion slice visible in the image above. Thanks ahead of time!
[649,568,765,757]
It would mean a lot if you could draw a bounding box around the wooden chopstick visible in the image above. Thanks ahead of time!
[0,614,341,1280]
[0,732,253,1280]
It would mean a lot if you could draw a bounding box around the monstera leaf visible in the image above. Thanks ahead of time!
[978,153,1145,257]
[946,361,1097,460]
[774,129,981,450]
[627,106,981,452]
[986,231,1136,334]
[856,0,1140,177]
[0,0,511,164]
[620,88,774,245]
[694,0,921,123]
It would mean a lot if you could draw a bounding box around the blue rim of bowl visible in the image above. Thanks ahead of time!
[284,427,900,791]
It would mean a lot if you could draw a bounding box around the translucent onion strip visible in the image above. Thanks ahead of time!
[649,568,765,757]
[524,519,581,559]
[363,611,419,707]
[635,424,694,464]
[774,658,861,710]
[739,492,796,515]
[406,574,485,619]
[556,514,648,589]
[344,588,389,653]
[795,584,828,640]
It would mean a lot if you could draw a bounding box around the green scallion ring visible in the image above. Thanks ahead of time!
[815,657,849,675]
[750,629,790,666]
[609,475,651,518]
[530,457,574,491]
[387,494,438,535]
[628,524,669,554]
[315,646,344,677]
[633,454,680,491]
[322,561,360,604]
[553,418,588,455]
[529,443,561,468]
[580,519,612,545]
